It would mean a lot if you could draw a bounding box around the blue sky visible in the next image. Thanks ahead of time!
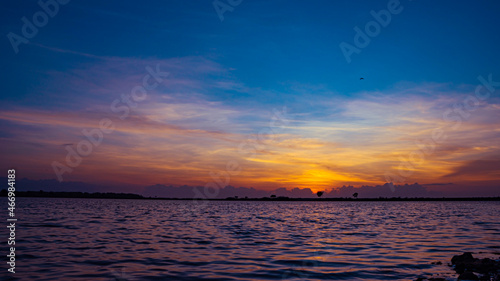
[2,0,500,103]
[1,0,499,195]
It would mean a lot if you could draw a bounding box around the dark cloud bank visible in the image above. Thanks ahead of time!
[142,183,439,198]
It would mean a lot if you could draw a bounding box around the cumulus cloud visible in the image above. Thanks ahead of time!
[142,183,435,199]
[324,183,434,198]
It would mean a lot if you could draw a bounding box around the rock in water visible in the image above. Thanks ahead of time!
[451,252,500,279]
[452,252,475,265]
[452,252,475,274]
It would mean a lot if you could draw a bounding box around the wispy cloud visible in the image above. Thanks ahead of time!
[1,54,499,192]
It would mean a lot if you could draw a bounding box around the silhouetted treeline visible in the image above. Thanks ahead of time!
[1,189,499,201]
[0,189,143,199]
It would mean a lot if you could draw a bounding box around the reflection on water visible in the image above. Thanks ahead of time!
[4,198,500,280]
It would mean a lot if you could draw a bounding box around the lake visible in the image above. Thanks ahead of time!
[3,198,500,280]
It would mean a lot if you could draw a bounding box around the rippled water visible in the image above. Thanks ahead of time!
[2,198,500,280]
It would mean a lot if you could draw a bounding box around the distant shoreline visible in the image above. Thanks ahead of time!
[2,190,500,201]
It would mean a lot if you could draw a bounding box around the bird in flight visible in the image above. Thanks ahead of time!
[360,77,364,80]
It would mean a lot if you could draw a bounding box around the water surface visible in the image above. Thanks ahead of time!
[3,198,500,280]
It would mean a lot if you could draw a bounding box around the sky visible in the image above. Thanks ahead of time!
[0,0,499,196]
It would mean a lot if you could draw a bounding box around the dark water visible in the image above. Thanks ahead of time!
[2,198,500,280]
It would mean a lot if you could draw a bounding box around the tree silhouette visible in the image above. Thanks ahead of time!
[316,191,324,198]
[353,192,358,199]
